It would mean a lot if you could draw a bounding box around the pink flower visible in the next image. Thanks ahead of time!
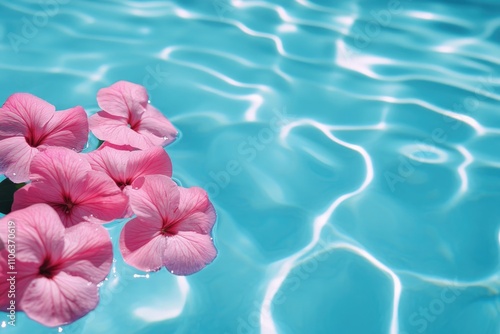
[12,147,128,226]
[85,145,173,217]
[119,175,217,275]
[89,81,177,150]
[0,204,112,327]
[0,93,88,183]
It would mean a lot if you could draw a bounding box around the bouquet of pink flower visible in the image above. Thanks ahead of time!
[0,81,217,327]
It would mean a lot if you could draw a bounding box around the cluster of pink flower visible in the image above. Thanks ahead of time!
[0,81,217,327]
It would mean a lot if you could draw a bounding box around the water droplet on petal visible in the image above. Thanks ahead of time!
[12,173,16,176]
[170,270,174,274]
[162,136,168,141]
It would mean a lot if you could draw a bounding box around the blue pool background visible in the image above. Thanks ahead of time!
[0,0,500,333]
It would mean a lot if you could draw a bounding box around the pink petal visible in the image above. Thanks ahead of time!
[31,146,91,184]
[97,81,148,121]
[0,261,36,311]
[62,171,128,226]
[0,93,54,138]
[129,175,180,222]
[119,217,165,272]
[99,142,138,151]
[0,136,38,183]
[61,222,112,284]
[12,148,127,226]
[172,187,216,234]
[89,111,153,150]
[136,104,178,147]
[126,146,173,178]
[39,106,89,151]
[84,147,172,218]
[163,231,217,275]
[0,204,64,264]
[13,183,66,217]
[86,146,172,188]
[121,187,135,218]
[85,146,130,184]
[12,148,90,213]
[20,272,99,327]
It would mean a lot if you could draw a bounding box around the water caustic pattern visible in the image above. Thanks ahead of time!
[0,0,499,333]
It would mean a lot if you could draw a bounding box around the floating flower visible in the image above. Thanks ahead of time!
[0,204,112,327]
[12,147,128,226]
[85,145,173,216]
[120,175,217,275]
[89,81,177,150]
[0,93,88,183]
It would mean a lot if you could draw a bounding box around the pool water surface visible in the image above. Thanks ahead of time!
[0,0,499,333]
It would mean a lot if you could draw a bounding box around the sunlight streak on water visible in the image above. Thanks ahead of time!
[262,120,377,333]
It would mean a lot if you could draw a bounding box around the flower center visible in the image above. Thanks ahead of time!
[59,194,76,214]
[127,118,141,132]
[160,221,179,237]
[39,257,59,279]
[161,228,177,236]
[25,135,43,148]
[116,178,133,190]
[25,126,49,148]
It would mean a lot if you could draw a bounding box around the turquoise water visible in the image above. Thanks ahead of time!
[1,0,500,333]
